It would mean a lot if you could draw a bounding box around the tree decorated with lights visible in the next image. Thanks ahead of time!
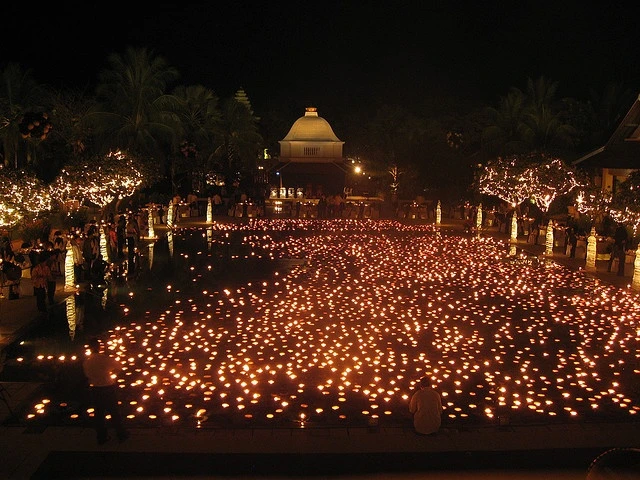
[609,171,640,236]
[574,182,613,228]
[0,167,52,227]
[50,150,144,215]
[522,156,581,214]
[478,153,580,214]
[477,155,532,206]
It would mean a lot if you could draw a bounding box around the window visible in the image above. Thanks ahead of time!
[304,147,320,156]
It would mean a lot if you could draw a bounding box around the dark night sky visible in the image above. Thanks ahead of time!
[3,2,640,117]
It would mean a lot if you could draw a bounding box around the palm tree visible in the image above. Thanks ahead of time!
[172,84,221,193]
[0,63,48,169]
[588,81,636,145]
[88,47,182,185]
[523,76,577,154]
[214,88,263,189]
[481,87,531,156]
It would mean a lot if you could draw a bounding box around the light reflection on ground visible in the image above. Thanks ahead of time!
[8,219,640,430]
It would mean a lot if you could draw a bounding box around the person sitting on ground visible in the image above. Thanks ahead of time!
[409,376,443,435]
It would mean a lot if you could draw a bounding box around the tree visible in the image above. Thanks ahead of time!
[481,87,530,156]
[477,152,580,215]
[172,84,221,194]
[88,47,182,186]
[0,63,49,169]
[482,77,579,158]
[610,171,640,237]
[0,167,52,228]
[522,76,578,155]
[50,150,145,217]
[214,88,263,188]
[363,104,425,199]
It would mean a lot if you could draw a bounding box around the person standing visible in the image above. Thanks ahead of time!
[70,234,84,283]
[409,377,443,435]
[82,337,129,445]
[608,223,628,276]
[116,214,127,259]
[31,252,53,313]
[44,253,58,306]
[126,215,140,265]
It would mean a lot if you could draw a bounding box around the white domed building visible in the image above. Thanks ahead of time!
[274,107,346,199]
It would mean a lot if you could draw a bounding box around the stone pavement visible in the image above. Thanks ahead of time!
[0,217,639,478]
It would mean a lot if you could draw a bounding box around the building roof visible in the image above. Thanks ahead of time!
[280,107,343,143]
[573,93,640,169]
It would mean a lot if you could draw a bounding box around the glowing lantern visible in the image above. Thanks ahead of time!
[510,212,518,243]
[585,227,597,272]
[436,201,441,226]
[167,203,174,228]
[66,295,76,341]
[99,226,108,261]
[632,244,640,291]
[544,220,553,256]
[64,240,75,291]
[148,208,155,239]
[476,203,483,232]
[207,198,213,223]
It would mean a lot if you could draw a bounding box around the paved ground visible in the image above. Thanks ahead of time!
[1,216,639,479]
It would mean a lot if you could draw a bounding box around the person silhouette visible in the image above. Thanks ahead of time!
[409,376,443,435]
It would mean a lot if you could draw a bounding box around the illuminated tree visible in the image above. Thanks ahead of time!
[609,171,640,236]
[478,153,580,214]
[50,150,144,216]
[574,182,613,226]
[477,155,531,206]
[522,156,581,213]
[0,167,52,228]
